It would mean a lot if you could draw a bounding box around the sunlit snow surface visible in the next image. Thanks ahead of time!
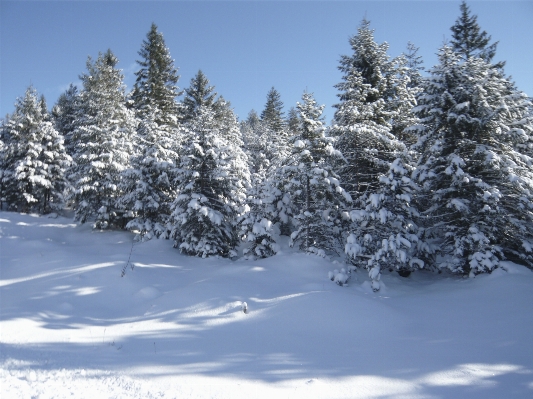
[1,212,533,398]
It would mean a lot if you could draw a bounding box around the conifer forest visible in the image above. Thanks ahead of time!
[2,1,533,290]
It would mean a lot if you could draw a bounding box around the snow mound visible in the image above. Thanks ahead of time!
[134,286,161,300]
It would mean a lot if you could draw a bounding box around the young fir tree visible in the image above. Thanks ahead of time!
[169,105,249,258]
[286,107,300,136]
[118,109,180,241]
[52,84,80,155]
[411,45,533,274]
[331,18,410,206]
[278,92,351,256]
[345,154,426,291]
[69,50,137,228]
[1,87,71,213]
[181,70,217,122]
[450,1,504,69]
[260,87,285,133]
[131,23,182,126]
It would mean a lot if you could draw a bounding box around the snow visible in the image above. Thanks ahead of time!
[1,211,533,398]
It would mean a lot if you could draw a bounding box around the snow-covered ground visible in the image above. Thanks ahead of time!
[1,211,532,398]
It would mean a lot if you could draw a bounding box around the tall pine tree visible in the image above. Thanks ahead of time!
[131,23,182,126]
[69,50,137,227]
[411,45,533,274]
[1,87,71,213]
[450,1,503,68]
[169,106,249,258]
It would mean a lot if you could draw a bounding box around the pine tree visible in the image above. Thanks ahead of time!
[240,110,287,177]
[286,107,300,136]
[346,154,426,291]
[131,23,182,126]
[404,42,425,89]
[261,87,285,133]
[169,106,249,258]
[331,18,408,205]
[52,84,80,155]
[450,1,503,68]
[118,109,179,240]
[182,70,217,122]
[69,50,137,227]
[279,92,351,256]
[411,45,533,274]
[238,173,282,259]
[1,87,71,213]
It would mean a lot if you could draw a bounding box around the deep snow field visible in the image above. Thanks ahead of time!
[1,211,533,398]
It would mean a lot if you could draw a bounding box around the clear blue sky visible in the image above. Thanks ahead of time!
[1,1,532,122]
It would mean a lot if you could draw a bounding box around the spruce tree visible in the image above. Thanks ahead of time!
[131,23,182,126]
[118,109,179,240]
[286,107,300,136]
[69,50,137,227]
[169,106,249,258]
[182,70,217,121]
[404,42,425,89]
[450,1,503,68]
[411,45,533,274]
[331,18,409,204]
[52,84,80,155]
[261,87,285,133]
[1,87,71,213]
[278,92,351,256]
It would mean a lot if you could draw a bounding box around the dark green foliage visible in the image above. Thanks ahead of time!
[182,70,217,121]
[261,87,285,133]
[450,1,503,68]
[131,23,181,126]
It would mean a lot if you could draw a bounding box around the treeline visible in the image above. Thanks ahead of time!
[1,2,532,288]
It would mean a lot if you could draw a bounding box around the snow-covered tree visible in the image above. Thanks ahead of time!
[238,175,282,259]
[261,87,285,133]
[286,107,300,136]
[169,106,249,258]
[69,50,137,228]
[240,110,287,177]
[277,92,351,256]
[181,70,217,122]
[118,110,179,241]
[346,154,426,291]
[411,45,533,274]
[131,23,182,126]
[404,42,425,90]
[1,87,71,213]
[331,18,409,205]
[52,84,80,155]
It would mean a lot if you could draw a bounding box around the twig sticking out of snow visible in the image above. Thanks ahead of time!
[121,239,135,277]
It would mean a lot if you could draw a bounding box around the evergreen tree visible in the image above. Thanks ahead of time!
[346,154,426,290]
[131,23,182,126]
[118,109,179,241]
[1,87,71,213]
[286,107,300,136]
[238,176,284,260]
[52,84,80,155]
[169,106,249,258]
[182,70,217,121]
[240,110,287,177]
[261,87,285,133]
[450,1,503,68]
[404,42,425,89]
[69,50,137,227]
[279,92,351,256]
[411,45,533,274]
[331,18,409,204]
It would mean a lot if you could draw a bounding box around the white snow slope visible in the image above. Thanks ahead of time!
[1,211,532,398]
